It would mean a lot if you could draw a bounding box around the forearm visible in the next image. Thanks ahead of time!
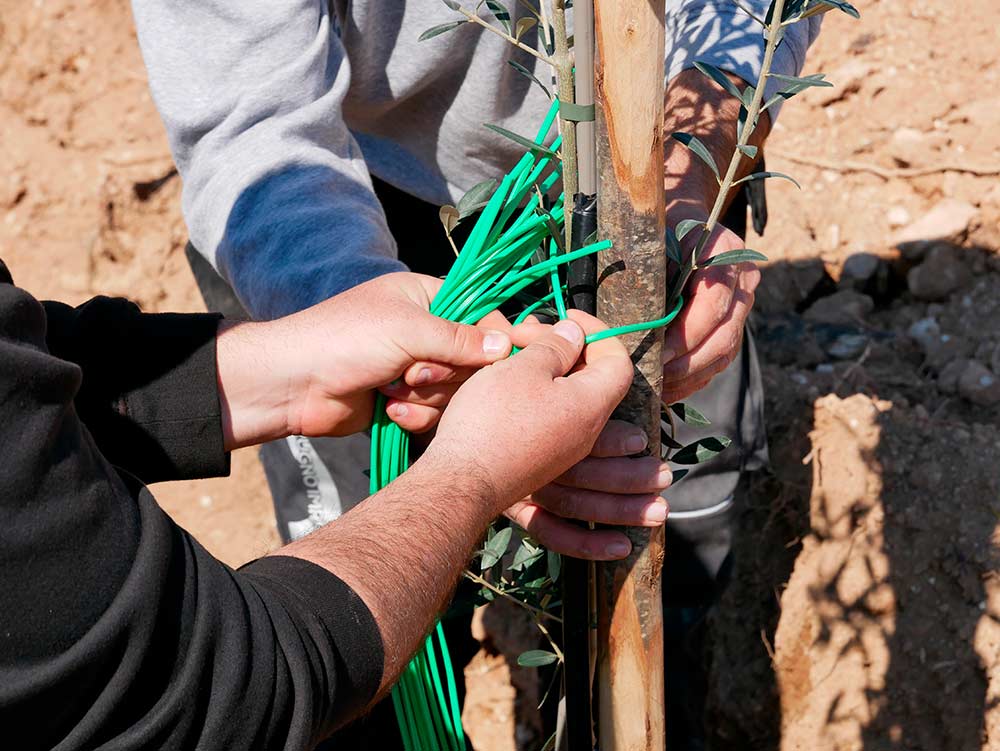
[663,68,770,223]
[275,449,497,696]
[42,296,228,482]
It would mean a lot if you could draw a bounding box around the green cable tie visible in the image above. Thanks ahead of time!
[558,100,596,122]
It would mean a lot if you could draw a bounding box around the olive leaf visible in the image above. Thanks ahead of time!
[803,0,860,19]
[675,218,704,242]
[514,16,537,41]
[511,538,544,571]
[701,249,768,267]
[693,61,745,101]
[485,0,511,33]
[671,436,732,465]
[546,550,561,582]
[439,205,460,234]
[763,72,832,110]
[738,144,759,159]
[671,132,720,180]
[484,123,558,158]
[480,526,513,569]
[671,468,690,482]
[441,0,461,9]
[732,171,800,189]
[665,230,683,266]
[670,402,712,426]
[518,649,560,667]
[457,179,498,219]
[508,59,551,99]
[418,21,465,41]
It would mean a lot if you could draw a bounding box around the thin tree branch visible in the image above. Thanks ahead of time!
[463,569,563,623]
[459,7,554,65]
[667,0,787,311]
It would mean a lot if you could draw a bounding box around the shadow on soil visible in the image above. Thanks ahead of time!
[705,249,1000,750]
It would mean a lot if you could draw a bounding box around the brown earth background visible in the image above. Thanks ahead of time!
[2,1,999,749]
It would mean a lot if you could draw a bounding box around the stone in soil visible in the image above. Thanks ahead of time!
[755,258,829,315]
[803,289,874,325]
[957,360,1000,405]
[893,198,979,261]
[906,243,973,301]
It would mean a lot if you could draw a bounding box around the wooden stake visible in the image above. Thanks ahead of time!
[593,0,667,749]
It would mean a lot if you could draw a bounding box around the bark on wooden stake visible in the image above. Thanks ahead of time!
[593,0,667,748]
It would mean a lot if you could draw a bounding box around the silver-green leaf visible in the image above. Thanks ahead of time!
[671,132,720,180]
[484,123,558,158]
[669,402,711,426]
[733,171,801,189]
[517,649,559,667]
[738,144,759,159]
[693,61,744,101]
[418,21,465,41]
[485,0,512,33]
[457,179,498,219]
[675,218,704,242]
[701,249,768,267]
[507,59,551,99]
[665,230,683,266]
[480,526,513,569]
[671,436,732,465]
[547,550,561,582]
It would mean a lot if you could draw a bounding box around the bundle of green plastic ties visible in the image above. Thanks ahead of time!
[370,98,680,750]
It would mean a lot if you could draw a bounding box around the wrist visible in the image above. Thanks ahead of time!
[414,442,504,523]
[216,319,295,450]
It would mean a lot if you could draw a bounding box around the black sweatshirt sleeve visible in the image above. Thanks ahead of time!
[41,291,229,482]
[0,269,384,750]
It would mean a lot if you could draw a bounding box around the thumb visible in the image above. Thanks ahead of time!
[513,319,585,378]
[408,313,513,367]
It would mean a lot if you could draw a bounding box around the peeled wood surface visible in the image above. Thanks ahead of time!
[593,0,667,749]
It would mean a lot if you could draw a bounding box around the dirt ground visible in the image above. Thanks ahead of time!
[3,0,999,749]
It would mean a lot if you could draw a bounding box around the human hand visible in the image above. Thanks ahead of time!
[216,273,513,449]
[661,222,760,404]
[423,311,633,517]
[503,419,671,560]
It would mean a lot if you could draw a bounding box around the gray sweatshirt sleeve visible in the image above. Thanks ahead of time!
[666,0,823,118]
[131,0,404,320]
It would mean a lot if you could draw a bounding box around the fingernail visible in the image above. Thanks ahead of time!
[625,433,647,454]
[553,320,583,345]
[605,541,630,558]
[413,367,433,385]
[390,403,409,418]
[644,502,668,523]
[657,465,673,488]
[483,331,509,354]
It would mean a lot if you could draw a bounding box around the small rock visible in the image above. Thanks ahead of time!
[922,333,971,370]
[907,316,941,352]
[755,259,829,315]
[958,361,1000,406]
[803,290,875,325]
[887,206,911,229]
[839,252,880,290]
[827,333,869,360]
[894,198,979,251]
[815,363,835,374]
[906,244,972,301]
